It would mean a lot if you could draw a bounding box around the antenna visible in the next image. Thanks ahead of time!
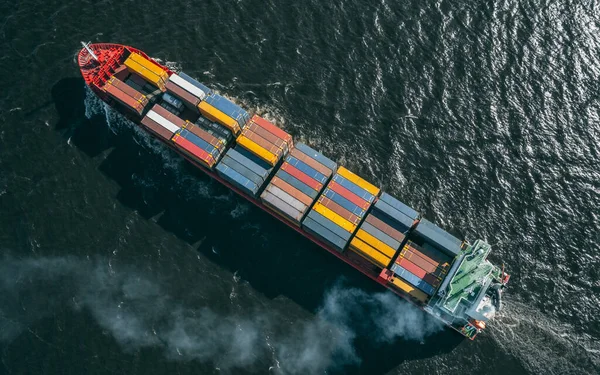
[81,41,99,61]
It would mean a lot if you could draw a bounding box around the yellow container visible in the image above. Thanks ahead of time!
[337,166,380,196]
[391,277,428,302]
[355,229,396,258]
[237,136,279,166]
[349,238,390,268]
[312,203,356,233]
[124,57,165,90]
[198,101,241,135]
[129,53,168,81]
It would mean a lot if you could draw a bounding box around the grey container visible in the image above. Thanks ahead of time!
[373,199,416,230]
[305,210,352,241]
[225,148,270,181]
[413,218,462,257]
[220,155,265,187]
[293,142,338,172]
[261,190,304,222]
[216,163,259,196]
[302,217,347,252]
[379,192,419,220]
[265,185,307,213]
[162,92,184,112]
[360,221,402,250]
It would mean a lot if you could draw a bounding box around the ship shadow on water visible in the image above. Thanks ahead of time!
[51,78,464,374]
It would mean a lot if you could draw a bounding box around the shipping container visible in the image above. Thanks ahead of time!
[261,191,304,224]
[289,149,333,177]
[128,52,169,80]
[250,115,293,147]
[379,192,419,220]
[355,229,396,258]
[277,170,319,199]
[332,174,375,203]
[165,81,201,109]
[391,264,436,295]
[203,93,249,129]
[219,156,264,187]
[304,210,352,241]
[171,132,215,168]
[141,115,174,140]
[328,181,370,210]
[318,196,361,225]
[242,128,285,157]
[285,156,328,184]
[312,203,356,233]
[294,143,338,172]
[179,72,213,96]
[368,208,411,235]
[178,129,220,159]
[265,185,307,213]
[225,148,269,181]
[348,238,390,268]
[413,219,462,257]
[198,101,241,135]
[104,83,144,115]
[184,122,225,152]
[237,136,279,166]
[373,200,416,231]
[360,221,402,251]
[336,166,380,196]
[162,92,184,112]
[398,258,427,279]
[302,217,347,252]
[124,56,166,91]
[106,76,148,105]
[168,73,208,100]
[124,78,144,92]
[216,163,259,196]
[145,110,183,134]
[246,122,289,153]
[281,163,323,191]
[151,104,187,127]
[321,188,366,217]
[270,177,314,206]
[390,277,429,303]
[159,101,182,116]
[196,116,233,142]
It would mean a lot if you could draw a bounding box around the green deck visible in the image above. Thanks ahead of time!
[441,241,501,313]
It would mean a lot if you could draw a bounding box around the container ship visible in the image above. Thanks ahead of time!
[77,42,510,340]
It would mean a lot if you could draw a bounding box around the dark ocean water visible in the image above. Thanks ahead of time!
[0,0,599,374]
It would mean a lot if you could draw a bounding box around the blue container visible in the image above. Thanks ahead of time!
[179,72,213,96]
[178,129,220,159]
[204,93,250,128]
[373,200,415,231]
[370,208,411,233]
[234,145,273,172]
[225,148,269,181]
[285,156,328,184]
[379,192,419,220]
[276,170,318,199]
[220,155,265,187]
[360,221,402,250]
[391,264,436,295]
[293,143,338,172]
[322,188,365,216]
[413,219,461,257]
[333,175,375,203]
[216,163,259,196]
[305,210,352,241]
[302,217,347,252]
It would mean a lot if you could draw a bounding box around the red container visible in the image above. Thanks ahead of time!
[166,80,201,108]
[270,176,314,206]
[172,133,215,167]
[328,181,370,210]
[365,214,405,243]
[289,149,333,177]
[104,83,144,115]
[401,245,440,272]
[151,104,186,127]
[185,123,224,151]
[281,163,323,191]
[398,258,427,279]
[246,122,288,151]
[318,196,361,224]
[243,128,284,157]
[141,116,173,140]
[251,115,292,146]
[107,77,148,105]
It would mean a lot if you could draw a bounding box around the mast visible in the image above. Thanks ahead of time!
[80,41,99,61]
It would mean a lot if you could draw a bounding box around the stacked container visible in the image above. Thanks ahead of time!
[236,115,292,167]
[261,142,336,225]
[165,72,212,111]
[198,93,250,136]
[124,52,169,91]
[348,192,418,269]
[302,166,379,252]
[140,103,183,140]
[216,146,273,196]
[171,121,228,169]
[103,76,149,116]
